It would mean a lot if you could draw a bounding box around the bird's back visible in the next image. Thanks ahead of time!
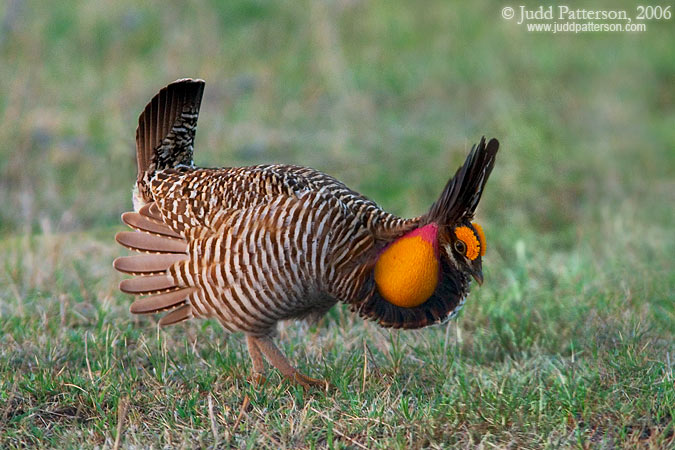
[150,164,414,236]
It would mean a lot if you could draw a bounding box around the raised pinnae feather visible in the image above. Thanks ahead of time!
[426,137,499,224]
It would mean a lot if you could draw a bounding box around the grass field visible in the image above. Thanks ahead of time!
[0,0,673,448]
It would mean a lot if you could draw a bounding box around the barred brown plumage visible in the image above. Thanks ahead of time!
[114,78,500,388]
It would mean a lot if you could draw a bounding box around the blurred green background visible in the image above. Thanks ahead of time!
[1,0,672,236]
[0,0,673,447]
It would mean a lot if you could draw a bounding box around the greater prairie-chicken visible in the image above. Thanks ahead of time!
[114,79,499,388]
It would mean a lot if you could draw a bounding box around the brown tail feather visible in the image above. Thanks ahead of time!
[136,78,205,186]
[119,274,176,295]
[130,287,196,314]
[121,212,181,238]
[115,231,187,254]
[159,304,193,326]
[113,253,188,275]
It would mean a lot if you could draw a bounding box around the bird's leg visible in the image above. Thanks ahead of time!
[251,335,328,390]
[246,334,266,385]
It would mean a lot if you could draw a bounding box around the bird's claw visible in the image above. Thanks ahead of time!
[292,372,330,391]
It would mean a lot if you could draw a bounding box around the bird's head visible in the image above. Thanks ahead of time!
[438,221,486,286]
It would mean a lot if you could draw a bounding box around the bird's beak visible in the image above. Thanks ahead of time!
[470,264,484,286]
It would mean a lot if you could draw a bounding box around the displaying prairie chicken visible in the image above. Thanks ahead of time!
[114,79,499,388]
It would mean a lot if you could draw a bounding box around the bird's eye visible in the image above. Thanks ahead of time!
[454,240,466,254]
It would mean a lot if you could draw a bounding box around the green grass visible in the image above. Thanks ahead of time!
[0,0,673,447]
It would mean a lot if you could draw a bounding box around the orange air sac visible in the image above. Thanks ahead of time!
[374,223,439,308]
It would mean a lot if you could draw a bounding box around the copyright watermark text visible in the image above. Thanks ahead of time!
[502,5,671,33]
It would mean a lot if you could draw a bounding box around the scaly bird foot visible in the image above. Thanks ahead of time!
[251,335,330,391]
[291,371,330,391]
